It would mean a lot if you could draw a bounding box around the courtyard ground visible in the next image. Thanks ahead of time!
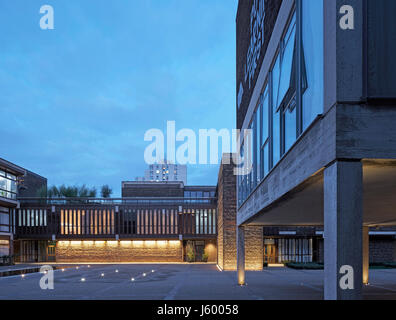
[0,264,396,300]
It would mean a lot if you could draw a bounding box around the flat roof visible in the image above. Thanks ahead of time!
[0,158,25,176]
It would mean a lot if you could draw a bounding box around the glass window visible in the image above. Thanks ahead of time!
[0,207,10,233]
[262,88,269,142]
[249,121,254,193]
[284,97,297,152]
[278,18,296,109]
[0,175,17,200]
[261,85,270,178]
[6,173,16,181]
[302,0,324,130]
[263,143,270,176]
[251,115,257,191]
[256,103,261,183]
[272,63,281,165]
[0,177,6,192]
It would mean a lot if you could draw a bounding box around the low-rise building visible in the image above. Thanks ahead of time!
[0,158,46,261]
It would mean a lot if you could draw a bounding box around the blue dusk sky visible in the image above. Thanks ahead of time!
[0,0,237,196]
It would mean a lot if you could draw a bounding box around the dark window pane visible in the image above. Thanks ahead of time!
[302,0,324,130]
[285,98,297,152]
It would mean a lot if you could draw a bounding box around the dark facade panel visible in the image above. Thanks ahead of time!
[122,182,184,197]
[236,0,283,129]
[18,170,47,198]
[367,0,396,100]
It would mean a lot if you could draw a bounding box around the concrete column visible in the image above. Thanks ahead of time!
[324,160,363,300]
[363,226,369,285]
[237,226,245,285]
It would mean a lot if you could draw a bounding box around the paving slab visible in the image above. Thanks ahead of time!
[0,264,395,300]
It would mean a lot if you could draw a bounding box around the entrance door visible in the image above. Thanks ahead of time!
[47,243,56,262]
[194,241,205,262]
[264,244,277,264]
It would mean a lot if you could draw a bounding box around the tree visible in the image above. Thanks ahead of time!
[101,185,112,198]
[47,186,60,198]
[46,185,97,198]
[88,187,97,198]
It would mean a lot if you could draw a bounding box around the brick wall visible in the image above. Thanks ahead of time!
[217,154,263,271]
[245,226,264,270]
[56,240,183,263]
[370,237,396,263]
[205,241,217,263]
[217,155,237,270]
[312,237,396,264]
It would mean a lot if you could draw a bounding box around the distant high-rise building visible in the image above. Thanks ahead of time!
[136,160,187,185]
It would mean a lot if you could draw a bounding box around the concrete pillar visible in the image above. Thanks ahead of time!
[9,234,14,256]
[324,160,363,300]
[237,226,245,285]
[363,226,369,285]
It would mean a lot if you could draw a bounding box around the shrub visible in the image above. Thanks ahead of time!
[202,251,209,262]
[285,262,324,270]
[186,242,195,263]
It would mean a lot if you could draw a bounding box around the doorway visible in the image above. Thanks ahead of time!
[47,242,56,262]
[194,241,205,261]
[264,243,278,264]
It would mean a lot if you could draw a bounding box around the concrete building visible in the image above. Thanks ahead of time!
[236,0,396,299]
[136,161,187,185]
[15,181,217,263]
[0,158,25,258]
[0,158,47,260]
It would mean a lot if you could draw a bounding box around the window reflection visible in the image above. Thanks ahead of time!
[0,171,18,200]
[302,0,324,130]
[238,1,324,206]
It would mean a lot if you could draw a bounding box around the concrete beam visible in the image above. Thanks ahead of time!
[324,160,363,300]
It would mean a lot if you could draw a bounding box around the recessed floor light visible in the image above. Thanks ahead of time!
[81,278,86,282]
[131,278,135,281]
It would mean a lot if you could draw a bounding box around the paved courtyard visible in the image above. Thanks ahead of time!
[1,264,396,300]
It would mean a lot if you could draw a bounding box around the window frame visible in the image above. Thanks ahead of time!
[238,0,323,208]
